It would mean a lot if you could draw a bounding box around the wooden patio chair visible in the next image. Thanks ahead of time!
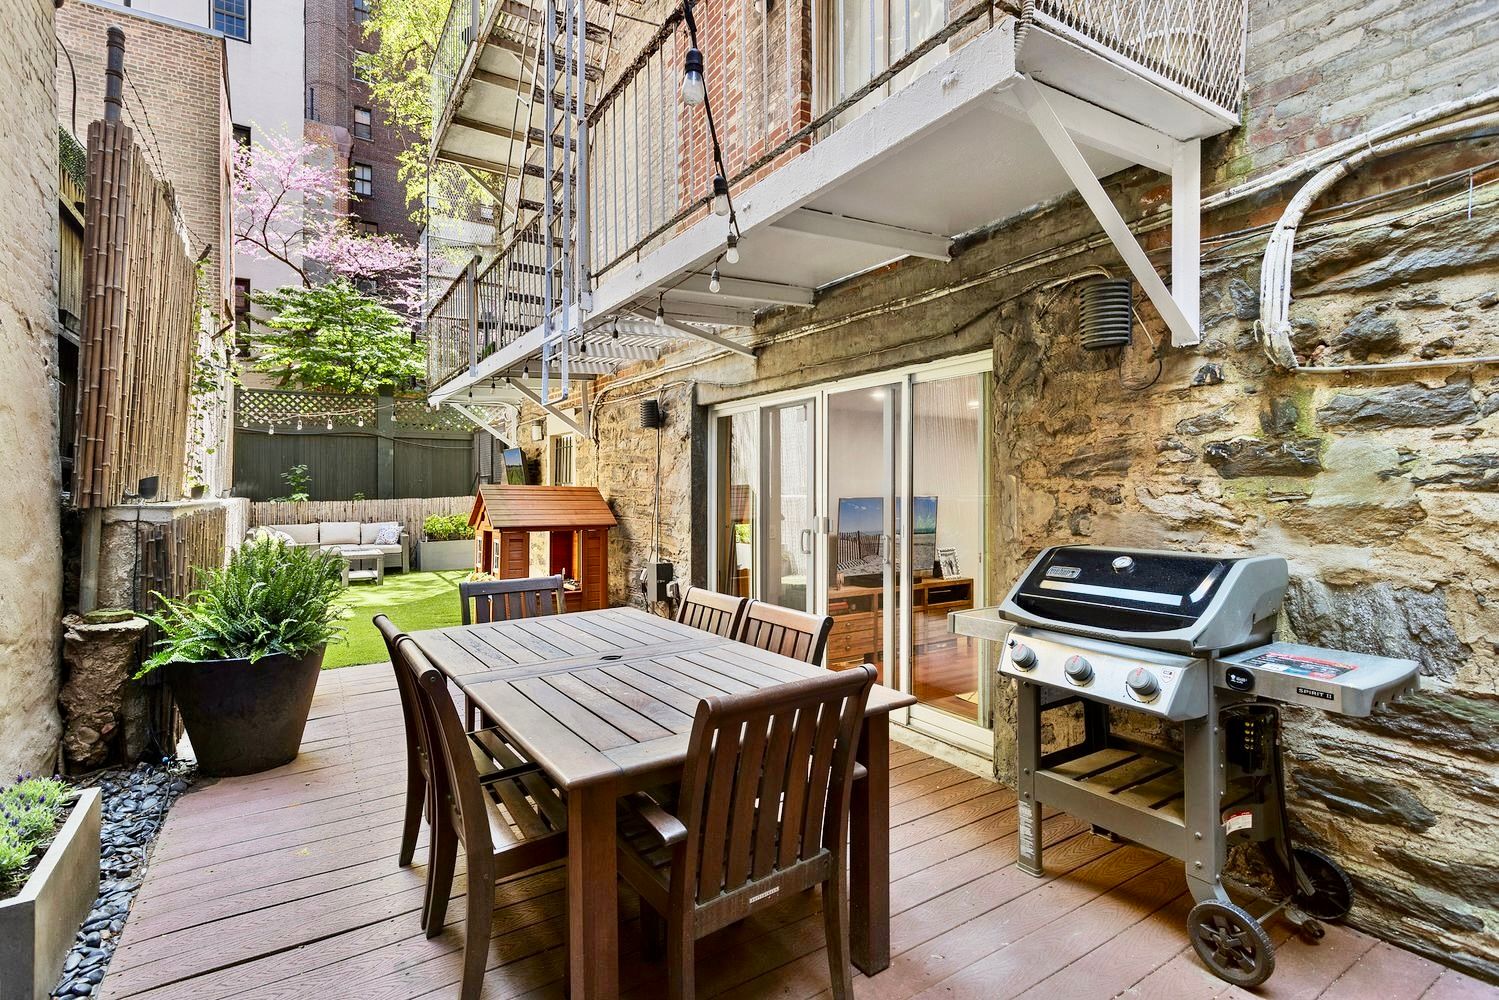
[394,631,569,1000]
[734,600,835,665]
[373,616,548,872]
[459,574,566,624]
[675,587,748,638]
[458,574,566,726]
[616,664,877,1000]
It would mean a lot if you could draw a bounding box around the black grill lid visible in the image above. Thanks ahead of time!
[999,545,1289,654]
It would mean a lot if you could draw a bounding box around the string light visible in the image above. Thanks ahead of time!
[712,175,730,217]
[654,298,665,326]
[296,418,303,431]
[326,418,333,430]
[680,47,706,106]
[708,264,721,293]
[268,422,275,435]
[725,232,739,264]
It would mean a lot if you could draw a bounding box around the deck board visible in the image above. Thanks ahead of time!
[100,661,1498,1000]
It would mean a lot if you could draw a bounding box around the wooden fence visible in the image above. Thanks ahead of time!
[73,120,197,508]
[248,496,473,545]
[132,504,228,756]
[233,390,477,501]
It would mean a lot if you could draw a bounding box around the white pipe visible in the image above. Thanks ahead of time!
[1206,87,1499,211]
[1258,110,1499,370]
[1295,356,1499,375]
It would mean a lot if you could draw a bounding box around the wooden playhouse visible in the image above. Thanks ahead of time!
[469,485,617,611]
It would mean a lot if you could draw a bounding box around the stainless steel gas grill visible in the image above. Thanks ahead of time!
[951,544,1421,988]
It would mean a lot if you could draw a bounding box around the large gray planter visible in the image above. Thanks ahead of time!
[0,788,102,1000]
[417,538,473,572]
[165,647,325,777]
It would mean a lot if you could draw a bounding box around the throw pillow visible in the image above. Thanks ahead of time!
[373,522,402,545]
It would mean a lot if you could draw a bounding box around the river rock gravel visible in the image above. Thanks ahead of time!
[50,760,193,999]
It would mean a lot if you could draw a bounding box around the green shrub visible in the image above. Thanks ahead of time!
[423,513,474,542]
[139,537,348,676]
[0,775,72,894]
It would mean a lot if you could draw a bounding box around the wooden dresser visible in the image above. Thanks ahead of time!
[826,576,975,671]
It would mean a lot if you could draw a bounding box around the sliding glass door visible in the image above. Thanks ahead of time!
[825,383,901,685]
[711,355,992,754]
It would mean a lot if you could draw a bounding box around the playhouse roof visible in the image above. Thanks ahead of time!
[469,484,618,531]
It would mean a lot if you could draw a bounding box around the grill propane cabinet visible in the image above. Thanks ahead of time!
[950,545,1421,988]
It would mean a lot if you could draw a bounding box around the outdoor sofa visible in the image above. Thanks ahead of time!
[252,520,410,573]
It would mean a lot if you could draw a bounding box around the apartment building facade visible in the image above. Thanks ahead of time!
[422,0,1499,979]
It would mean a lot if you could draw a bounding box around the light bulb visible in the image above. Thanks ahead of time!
[326,418,333,430]
[725,233,739,264]
[681,47,706,106]
[296,418,303,431]
[654,303,664,326]
[357,417,365,427]
[268,423,275,435]
[611,321,620,340]
[712,175,730,217]
[708,265,721,294]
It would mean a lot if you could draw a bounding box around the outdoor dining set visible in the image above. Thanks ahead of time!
[375,577,914,1000]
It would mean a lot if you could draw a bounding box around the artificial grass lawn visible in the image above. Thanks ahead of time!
[323,569,468,669]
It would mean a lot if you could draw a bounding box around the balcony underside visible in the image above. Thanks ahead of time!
[430,18,1227,408]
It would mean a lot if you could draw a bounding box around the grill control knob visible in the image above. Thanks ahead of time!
[1126,667,1160,698]
[1112,555,1135,573]
[1064,655,1093,684]
[1008,641,1037,671]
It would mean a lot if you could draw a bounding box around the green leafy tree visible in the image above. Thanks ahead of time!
[357,0,491,221]
[251,280,424,394]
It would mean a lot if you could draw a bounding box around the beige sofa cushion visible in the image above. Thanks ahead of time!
[278,523,321,545]
[320,521,361,545]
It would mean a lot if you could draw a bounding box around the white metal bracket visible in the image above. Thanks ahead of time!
[507,377,591,438]
[450,401,516,447]
[1016,77,1201,347]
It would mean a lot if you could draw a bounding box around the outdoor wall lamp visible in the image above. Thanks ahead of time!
[681,47,706,106]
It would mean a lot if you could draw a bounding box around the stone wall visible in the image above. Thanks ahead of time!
[508,0,1499,975]
[0,0,64,777]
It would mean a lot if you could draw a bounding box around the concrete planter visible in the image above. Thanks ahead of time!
[0,788,102,1000]
[417,539,473,572]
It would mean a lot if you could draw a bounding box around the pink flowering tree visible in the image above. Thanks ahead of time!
[232,134,422,308]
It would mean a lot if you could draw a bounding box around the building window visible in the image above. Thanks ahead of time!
[232,124,251,148]
[351,162,373,197]
[354,219,379,235]
[353,56,371,84]
[211,0,249,41]
[353,0,371,23]
[551,435,575,486]
[353,107,373,140]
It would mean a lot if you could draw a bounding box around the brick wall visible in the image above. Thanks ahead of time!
[55,1,232,320]
[0,0,64,776]
[305,0,422,240]
[526,0,1499,977]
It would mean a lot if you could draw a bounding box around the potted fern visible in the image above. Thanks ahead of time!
[138,538,347,776]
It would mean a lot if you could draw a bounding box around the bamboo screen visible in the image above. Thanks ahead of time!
[73,120,198,508]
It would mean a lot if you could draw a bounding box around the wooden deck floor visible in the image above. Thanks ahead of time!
[100,661,1495,1000]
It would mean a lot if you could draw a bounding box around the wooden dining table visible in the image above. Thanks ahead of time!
[408,605,916,999]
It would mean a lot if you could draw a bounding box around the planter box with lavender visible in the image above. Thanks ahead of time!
[418,514,475,572]
[0,785,102,1000]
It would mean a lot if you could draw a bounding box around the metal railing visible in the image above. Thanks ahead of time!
[1032,0,1248,112]
[431,0,489,129]
[425,212,556,389]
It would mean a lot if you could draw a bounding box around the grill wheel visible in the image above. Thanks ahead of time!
[1187,899,1276,988]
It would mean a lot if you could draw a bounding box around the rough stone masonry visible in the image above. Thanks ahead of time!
[0,0,65,778]
[512,0,1499,980]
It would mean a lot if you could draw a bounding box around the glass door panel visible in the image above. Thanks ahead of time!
[909,374,988,726]
[825,384,900,685]
[714,412,757,598]
[761,400,816,612]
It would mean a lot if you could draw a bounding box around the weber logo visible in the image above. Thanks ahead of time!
[1296,686,1334,701]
